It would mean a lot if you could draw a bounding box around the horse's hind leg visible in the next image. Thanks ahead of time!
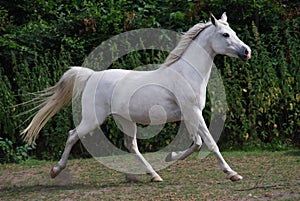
[50,110,107,178]
[50,129,79,178]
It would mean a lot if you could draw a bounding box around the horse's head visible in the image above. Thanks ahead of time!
[209,13,251,61]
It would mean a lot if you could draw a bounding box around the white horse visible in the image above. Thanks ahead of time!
[21,13,251,182]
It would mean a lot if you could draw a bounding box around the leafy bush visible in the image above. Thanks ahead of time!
[219,16,300,150]
[0,137,35,163]
[0,0,299,163]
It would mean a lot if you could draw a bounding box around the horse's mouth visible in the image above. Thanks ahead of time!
[238,54,251,61]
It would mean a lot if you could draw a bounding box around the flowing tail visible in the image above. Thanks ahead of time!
[21,67,94,144]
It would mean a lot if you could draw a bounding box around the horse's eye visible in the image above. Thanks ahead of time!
[223,33,230,38]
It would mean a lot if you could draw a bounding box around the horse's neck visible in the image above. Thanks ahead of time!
[170,32,214,92]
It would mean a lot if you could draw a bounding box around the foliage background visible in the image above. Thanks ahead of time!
[0,0,299,163]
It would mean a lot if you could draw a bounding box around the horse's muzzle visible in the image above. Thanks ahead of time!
[238,46,251,61]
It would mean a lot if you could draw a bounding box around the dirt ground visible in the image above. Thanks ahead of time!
[0,150,299,200]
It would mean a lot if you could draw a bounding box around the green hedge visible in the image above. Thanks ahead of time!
[0,0,299,163]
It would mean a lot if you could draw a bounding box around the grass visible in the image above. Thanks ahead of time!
[0,150,299,200]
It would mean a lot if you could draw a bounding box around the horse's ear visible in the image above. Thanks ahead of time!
[210,13,218,26]
[221,12,227,22]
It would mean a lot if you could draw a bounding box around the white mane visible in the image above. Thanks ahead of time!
[164,19,229,67]
[164,22,212,66]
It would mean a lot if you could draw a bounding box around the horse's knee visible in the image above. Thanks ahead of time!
[194,135,202,150]
[192,137,202,151]
[193,143,201,151]
[207,143,219,153]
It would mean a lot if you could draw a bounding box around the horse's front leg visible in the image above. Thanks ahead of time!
[116,116,163,182]
[165,134,202,162]
[193,109,242,181]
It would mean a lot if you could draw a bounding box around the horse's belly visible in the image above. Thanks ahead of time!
[112,87,182,124]
[129,102,182,124]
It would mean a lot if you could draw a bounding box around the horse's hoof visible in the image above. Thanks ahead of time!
[151,175,163,182]
[230,174,243,182]
[50,168,58,179]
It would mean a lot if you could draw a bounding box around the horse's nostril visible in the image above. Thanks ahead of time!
[239,46,251,61]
